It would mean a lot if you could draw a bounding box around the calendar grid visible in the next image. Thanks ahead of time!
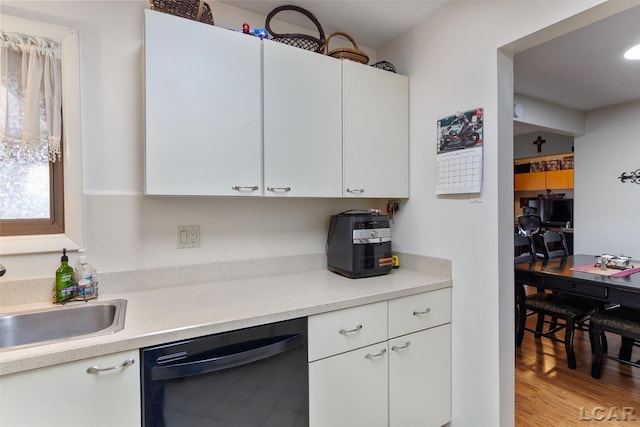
[436,147,483,194]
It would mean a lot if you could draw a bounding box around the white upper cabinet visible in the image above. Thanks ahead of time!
[263,40,342,197]
[343,61,409,198]
[144,11,409,199]
[144,10,262,196]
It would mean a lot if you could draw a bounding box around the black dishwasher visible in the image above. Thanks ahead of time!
[141,317,308,427]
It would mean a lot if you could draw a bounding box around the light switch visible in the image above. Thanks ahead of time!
[177,225,200,248]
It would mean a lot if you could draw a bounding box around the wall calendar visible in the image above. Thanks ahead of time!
[436,108,484,194]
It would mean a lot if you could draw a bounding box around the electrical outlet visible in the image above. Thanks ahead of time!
[177,225,200,249]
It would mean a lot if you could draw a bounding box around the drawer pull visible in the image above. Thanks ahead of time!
[339,324,363,335]
[365,348,387,360]
[346,188,365,194]
[391,341,411,351]
[87,358,135,374]
[231,185,259,191]
[413,308,431,316]
[266,186,291,192]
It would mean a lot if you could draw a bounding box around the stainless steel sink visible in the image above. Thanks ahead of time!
[0,299,126,350]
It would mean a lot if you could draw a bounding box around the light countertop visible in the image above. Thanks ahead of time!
[0,254,451,376]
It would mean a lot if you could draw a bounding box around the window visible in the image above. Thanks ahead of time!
[0,15,83,255]
[1,30,64,236]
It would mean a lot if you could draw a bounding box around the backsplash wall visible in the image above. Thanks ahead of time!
[0,1,380,281]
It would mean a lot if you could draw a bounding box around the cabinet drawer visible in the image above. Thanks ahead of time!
[543,276,607,299]
[388,288,451,338]
[308,301,387,362]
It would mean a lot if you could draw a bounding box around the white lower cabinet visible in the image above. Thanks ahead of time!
[389,324,452,427]
[0,350,140,427]
[308,288,452,427]
[309,342,389,427]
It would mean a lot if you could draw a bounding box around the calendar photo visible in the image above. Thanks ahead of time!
[437,108,483,154]
[436,108,484,195]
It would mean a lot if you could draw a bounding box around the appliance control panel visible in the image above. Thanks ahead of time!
[352,228,391,244]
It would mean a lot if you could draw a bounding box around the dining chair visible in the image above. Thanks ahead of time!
[515,234,599,369]
[516,214,541,237]
[541,230,569,259]
[514,233,535,265]
[591,306,640,379]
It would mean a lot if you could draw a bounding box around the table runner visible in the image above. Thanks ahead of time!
[571,264,640,278]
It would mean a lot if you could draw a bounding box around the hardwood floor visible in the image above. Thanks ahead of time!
[515,316,640,426]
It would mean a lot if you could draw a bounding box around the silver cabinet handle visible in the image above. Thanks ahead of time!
[365,348,387,360]
[87,358,135,374]
[231,185,259,191]
[339,324,363,335]
[413,308,431,316]
[391,341,411,351]
[266,186,291,192]
[346,188,365,194]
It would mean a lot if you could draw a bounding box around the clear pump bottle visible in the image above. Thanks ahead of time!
[75,253,97,300]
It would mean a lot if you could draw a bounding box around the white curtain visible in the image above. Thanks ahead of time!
[0,31,62,162]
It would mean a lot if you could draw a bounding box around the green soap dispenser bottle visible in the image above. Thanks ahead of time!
[55,248,75,302]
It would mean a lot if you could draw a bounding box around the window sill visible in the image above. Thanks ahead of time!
[0,234,81,256]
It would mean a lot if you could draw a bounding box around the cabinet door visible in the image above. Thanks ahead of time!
[309,343,388,427]
[263,41,342,197]
[0,350,140,427]
[144,10,262,196]
[343,61,409,198]
[389,325,451,427]
[545,169,573,189]
[514,171,545,191]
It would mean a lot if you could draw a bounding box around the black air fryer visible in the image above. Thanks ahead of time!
[326,212,393,278]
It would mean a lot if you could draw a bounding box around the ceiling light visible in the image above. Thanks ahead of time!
[624,43,640,60]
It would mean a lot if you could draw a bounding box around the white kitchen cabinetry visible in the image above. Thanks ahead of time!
[144,10,262,196]
[389,325,451,427]
[0,350,140,427]
[263,40,342,197]
[388,288,452,427]
[145,10,409,199]
[342,60,410,198]
[309,342,389,427]
[308,288,451,427]
[308,301,388,427]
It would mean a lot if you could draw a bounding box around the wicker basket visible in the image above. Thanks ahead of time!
[561,156,574,170]
[531,161,546,172]
[324,31,369,64]
[265,5,325,53]
[371,60,396,73]
[545,159,561,171]
[150,0,214,25]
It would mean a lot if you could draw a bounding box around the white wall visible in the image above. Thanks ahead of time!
[514,93,585,136]
[575,100,640,256]
[514,131,574,159]
[0,0,377,280]
[2,0,637,426]
[376,1,616,425]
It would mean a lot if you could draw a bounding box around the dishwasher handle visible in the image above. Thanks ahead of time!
[151,333,303,381]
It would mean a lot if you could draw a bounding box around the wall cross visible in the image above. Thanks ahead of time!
[533,136,546,153]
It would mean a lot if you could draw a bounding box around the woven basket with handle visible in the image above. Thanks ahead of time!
[265,5,326,53]
[150,0,214,25]
[324,31,369,64]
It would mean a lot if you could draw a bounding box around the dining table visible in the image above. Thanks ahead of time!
[515,254,640,309]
